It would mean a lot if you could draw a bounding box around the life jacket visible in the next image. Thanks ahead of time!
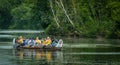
[18,39,23,44]
[42,40,47,45]
[46,39,51,44]
[35,39,41,44]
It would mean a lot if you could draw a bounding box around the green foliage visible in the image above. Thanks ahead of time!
[9,0,51,29]
[10,3,33,29]
[45,0,120,38]
[45,22,64,36]
[0,0,120,38]
[31,0,51,29]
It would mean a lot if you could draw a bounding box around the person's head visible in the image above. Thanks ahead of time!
[19,36,22,39]
[36,37,39,40]
[47,37,50,39]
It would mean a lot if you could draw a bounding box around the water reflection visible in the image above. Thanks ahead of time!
[0,36,120,65]
[13,49,63,64]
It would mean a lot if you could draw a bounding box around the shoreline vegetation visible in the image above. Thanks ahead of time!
[0,0,120,39]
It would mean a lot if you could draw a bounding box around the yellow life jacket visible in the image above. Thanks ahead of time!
[42,40,47,45]
[19,39,23,44]
[46,39,51,44]
[35,40,41,44]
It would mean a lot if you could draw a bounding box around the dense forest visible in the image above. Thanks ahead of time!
[0,0,120,38]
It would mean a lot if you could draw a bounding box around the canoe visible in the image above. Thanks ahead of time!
[13,38,63,50]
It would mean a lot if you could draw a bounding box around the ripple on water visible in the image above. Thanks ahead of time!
[0,46,13,49]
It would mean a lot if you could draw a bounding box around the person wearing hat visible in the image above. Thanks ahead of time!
[18,36,23,44]
[46,37,52,45]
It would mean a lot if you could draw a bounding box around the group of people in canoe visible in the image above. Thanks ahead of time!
[15,36,60,48]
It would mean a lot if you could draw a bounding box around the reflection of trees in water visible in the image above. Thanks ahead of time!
[14,49,63,65]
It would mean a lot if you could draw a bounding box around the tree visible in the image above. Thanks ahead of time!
[11,3,33,29]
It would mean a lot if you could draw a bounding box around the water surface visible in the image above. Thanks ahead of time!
[0,38,120,65]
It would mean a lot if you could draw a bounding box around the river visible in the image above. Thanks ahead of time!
[0,38,120,65]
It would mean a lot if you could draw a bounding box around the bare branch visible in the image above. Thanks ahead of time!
[59,0,74,27]
[49,0,60,27]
